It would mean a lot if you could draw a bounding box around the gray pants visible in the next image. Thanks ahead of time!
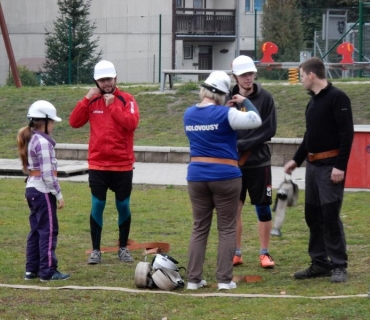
[305,163,347,268]
[186,178,241,284]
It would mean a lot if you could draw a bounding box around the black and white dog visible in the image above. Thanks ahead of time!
[271,176,299,236]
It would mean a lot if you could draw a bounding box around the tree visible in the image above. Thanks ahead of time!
[43,0,102,85]
[259,0,304,79]
[297,0,359,50]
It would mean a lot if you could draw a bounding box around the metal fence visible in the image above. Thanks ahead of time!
[313,9,370,78]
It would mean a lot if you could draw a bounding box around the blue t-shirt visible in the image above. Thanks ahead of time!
[183,104,242,181]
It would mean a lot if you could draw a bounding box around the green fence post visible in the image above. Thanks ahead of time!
[159,14,162,83]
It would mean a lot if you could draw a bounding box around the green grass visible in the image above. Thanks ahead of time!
[0,80,370,158]
[0,80,370,318]
[0,179,369,319]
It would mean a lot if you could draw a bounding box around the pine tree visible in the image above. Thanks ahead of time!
[43,0,102,85]
[259,0,304,79]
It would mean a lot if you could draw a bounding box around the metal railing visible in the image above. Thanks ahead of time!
[176,8,235,35]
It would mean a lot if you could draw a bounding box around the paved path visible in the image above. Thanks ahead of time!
[1,159,368,192]
[132,163,307,189]
[0,159,305,189]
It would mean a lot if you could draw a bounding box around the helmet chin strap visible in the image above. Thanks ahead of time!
[94,80,103,94]
[44,116,49,135]
[94,80,116,94]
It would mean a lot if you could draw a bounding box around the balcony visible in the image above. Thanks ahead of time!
[175,8,236,42]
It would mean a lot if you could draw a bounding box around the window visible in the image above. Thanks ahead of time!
[176,0,184,8]
[245,0,266,12]
[184,45,193,59]
[240,50,255,59]
[193,0,203,9]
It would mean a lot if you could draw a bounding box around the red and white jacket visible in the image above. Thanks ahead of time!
[69,87,140,170]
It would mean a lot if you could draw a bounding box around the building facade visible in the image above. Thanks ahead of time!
[0,0,265,85]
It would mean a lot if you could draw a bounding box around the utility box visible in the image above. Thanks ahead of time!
[345,125,370,188]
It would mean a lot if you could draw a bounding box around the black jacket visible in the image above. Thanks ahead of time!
[231,83,277,168]
[293,82,354,171]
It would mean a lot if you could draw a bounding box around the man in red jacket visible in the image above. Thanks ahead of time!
[70,60,140,265]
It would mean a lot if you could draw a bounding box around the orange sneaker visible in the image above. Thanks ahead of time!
[233,255,243,266]
[260,253,275,268]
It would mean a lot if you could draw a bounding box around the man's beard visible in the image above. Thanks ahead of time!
[95,80,116,94]
[100,85,116,94]
[238,84,253,96]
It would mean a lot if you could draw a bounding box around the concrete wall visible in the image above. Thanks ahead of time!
[55,138,304,167]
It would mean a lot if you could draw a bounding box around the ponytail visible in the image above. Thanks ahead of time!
[17,119,46,173]
[17,126,32,174]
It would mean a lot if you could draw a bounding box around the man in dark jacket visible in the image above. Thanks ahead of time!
[284,57,354,282]
[231,55,277,268]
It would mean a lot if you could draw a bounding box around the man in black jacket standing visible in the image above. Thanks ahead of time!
[284,57,354,283]
[231,55,277,269]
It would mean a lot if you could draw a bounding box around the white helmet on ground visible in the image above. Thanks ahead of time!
[94,60,117,80]
[152,254,179,271]
[202,71,231,94]
[232,55,257,75]
[151,267,185,291]
[27,100,62,122]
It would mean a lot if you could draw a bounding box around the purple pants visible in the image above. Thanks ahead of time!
[25,187,59,279]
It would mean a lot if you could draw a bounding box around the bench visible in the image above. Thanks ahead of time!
[159,65,293,91]
[160,62,370,92]
[160,69,232,92]
[159,65,294,91]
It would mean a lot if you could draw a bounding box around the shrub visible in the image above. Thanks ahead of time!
[6,65,39,87]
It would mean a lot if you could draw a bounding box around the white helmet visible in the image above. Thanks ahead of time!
[152,254,179,271]
[134,262,153,288]
[27,100,62,122]
[203,71,231,94]
[94,60,117,80]
[151,268,185,291]
[232,55,257,75]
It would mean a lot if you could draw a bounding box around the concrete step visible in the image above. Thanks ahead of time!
[0,159,88,177]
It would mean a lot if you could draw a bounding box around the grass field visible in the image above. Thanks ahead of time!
[0,79,370,319]
[0,179,369,319]
[0,80,370,158]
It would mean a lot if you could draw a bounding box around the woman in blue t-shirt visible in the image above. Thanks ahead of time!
[184,71,262,290]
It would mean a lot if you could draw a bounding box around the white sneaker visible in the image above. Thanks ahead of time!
[218,281,237,290]
[187,279,207,290]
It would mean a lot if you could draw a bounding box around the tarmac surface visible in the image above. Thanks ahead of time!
[0,158,368,192]
[0,159,305,189]
[0,158,305,189]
